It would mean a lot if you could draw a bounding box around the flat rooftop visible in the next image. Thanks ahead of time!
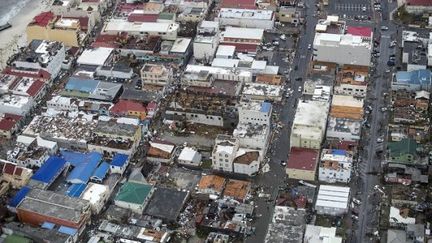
[222,27,264,40]
[144,187,189,221]
[218,8,273,20]
[17,188,90,224]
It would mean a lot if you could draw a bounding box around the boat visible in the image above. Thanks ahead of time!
[0,23,12,32]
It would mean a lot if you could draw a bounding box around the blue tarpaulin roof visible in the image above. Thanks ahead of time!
[260,102,272,113]
[41,222,55,230]
[61,151,102,167]
[66,183,87,197]
[8,186,30,208]
[58,226,77,235]
[331,149,346,156]
[111,153,128,167]
[65,77,99,93]
[66,158,100,184]
[91,161,109,182]
[31,156,66,184]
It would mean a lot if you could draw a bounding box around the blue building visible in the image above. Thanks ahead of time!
[392,69,432,91]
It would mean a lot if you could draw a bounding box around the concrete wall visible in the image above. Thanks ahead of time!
[286,168,316,181]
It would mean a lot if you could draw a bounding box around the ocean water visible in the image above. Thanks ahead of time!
[0,0,31,25]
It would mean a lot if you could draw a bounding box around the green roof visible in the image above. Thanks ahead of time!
[115,182,153,205]
[158,12,175,20]
[5,235,32,243]
[388,138,418,157]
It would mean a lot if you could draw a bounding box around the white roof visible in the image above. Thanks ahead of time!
[389,207,416,224]
[304,225,342,243]
[81,183,108,205]
[105,19,178,33]
[293,101,329,128]
[315,185,350,210]
[218,8,274,20]
[36,136,57,149]
[170,38,192,53]
[315,24,328,32]
[216,45,236,57]
[332,95,364,108]
[216,145,234,155]
[77,47,113,66]
[150,141,175,153]
[199,20,219,29]
[116,117,139,126]
[16,135,36,146]
[178,147,200,162]
[251,60,267,70]
[242,83,282,97]
[211,58,239,68]
[223,27,264,40]
[185,64,252,79]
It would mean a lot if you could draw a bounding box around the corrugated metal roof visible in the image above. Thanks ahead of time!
[8,186,30,208]
[111,153,128,167]
[91,162,110,182]
[31,156,66,184]
[66,183,87,197]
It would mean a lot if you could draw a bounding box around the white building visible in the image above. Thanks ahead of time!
[215,8,275,30]
[0,94,33,116]
[238,101,272,125]
[304,225,343,243]
[77,47,113,66]
[290,101,329,149]
[315,185,350,216]
[193,21,220,63]
[216,45,235,59]
[12,40,65,78]
[212,135,239,172]
[80,183,109,214]
[233,123,270,150]
[389,207,416,226]
[103,19,179,40]
[233,149,260,176]
[46,95,79,112]
[313,33,372,66]
[211,58,279,75]
[242,83,283,101]
[140,64,172,86]
[220,27,264,53]
[185,64,252,82]
[319,149,353,183]
[177,147,202,167]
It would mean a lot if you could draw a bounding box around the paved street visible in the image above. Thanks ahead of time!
[246,1,318,242]
[327,0,373,19]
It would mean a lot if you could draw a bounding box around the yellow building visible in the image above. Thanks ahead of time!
[26,11,87,47]
[286,147,319,181]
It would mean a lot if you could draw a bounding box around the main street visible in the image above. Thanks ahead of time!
[354,0,399,241]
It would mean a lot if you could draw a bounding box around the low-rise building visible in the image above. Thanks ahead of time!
[140,64,173,86]
[334,65,368,97]
[286,147,319,181]
[233,123,270,150]
[177,147,202,167]
[80,182,109,214]
[0,94,33,116]
[77,47,114,67]
[0,160,33,188]
[223,179,251,202]
[392,69,432,92]
[405,0,432,14]
[110,99,147,120]
[315,185,350,216]
[146,140,176,164]
[265,206,306,243]
[11,40,65,79]
[277,6,302,25]
[0,113,22,138]
[242,83,283,101]
[102,19,179,40]
[16,189,91,232]
[220,27,264,53]
[386,138,427,166]
[193,21,220,64]
[233,149,260,176]
[114,182,154,214]
[304,225,343,243]
[402,41,428,72]
[185,64,252,82]
[196,174,226,198]
[178,6,208,23]
[290,101,329,149]
[319,149,353,183]
[62,77,122,102]
[212,135,239,172]
[330,95,364,120]
[216,8,275,29]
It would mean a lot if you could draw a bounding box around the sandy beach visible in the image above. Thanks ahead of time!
[0,0,52,69]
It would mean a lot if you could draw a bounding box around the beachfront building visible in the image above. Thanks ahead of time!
[27,11,89,47]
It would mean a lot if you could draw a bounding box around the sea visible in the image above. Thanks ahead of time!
[0,0,31,25]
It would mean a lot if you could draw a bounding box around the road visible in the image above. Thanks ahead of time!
[246,1,318,242]
[353,0,399,241]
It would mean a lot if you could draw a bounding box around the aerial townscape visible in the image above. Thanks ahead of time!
[0,0,432,242]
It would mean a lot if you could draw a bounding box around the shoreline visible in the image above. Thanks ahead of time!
[0,0,52,69]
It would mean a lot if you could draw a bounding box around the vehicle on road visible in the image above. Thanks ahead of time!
[280,160,286,166]
[387,60,395,66]
[362,6,367,11]
[298,86,302,92]
[376,137,384,143]
[280,34,287,40]
[295,77,302,81]
[381,26,389,31]
[307,44,312,50]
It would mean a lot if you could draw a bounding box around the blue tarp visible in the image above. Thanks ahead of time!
[41,222,55,230]
[31,156,66,184]
[260,102,272,113]
[111,153,128,167]
[332,149,346,156]
[58,226,77,235]
[65,77,99,93]
[66,158,99,184]
[91,161,109,182]
[8,186,30,208]
[61,150,102,167]
[66,183,87,197]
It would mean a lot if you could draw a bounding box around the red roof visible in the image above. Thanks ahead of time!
[221,42,258,53]
[146,101,158,110]
[26,80,45,97]
[110,99,147,114]
[407,0,432,6]
[2,67,51,80]
[287,147,319,171]
[221,0,257,9]
[127,13,158,23]
[31,11,55,27]
[0,114,22,131]
[347,26,373,38]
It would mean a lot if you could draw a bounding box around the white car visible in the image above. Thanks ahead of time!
[362,6,367,11]
[307,44,312,50]
[377,137,384,143]
[298,86,302,92]
[280,34,287,40]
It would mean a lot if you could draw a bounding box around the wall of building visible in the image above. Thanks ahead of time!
[238,106,271,125]
[233,161,259,176]
[315,205,347,216]
[406,5,432,14]
[217,18,274,29]
[318,167,351,183]
[114,201,144,214]
[290,132,322,149]
[17,208,89,229]
[165,110,225,127]
[333,84,367,97]
[193,40,219,63]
